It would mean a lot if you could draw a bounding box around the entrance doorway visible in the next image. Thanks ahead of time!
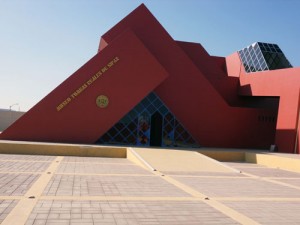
[150,112,162,146]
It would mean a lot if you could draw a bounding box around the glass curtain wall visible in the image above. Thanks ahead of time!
[97,92,199,148]
[238,42,292,73]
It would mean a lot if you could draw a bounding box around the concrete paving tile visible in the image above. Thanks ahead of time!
[82,214,92,219]
[0,154,55,161]
[43,175,189,197]
[0,200,18,223]
[93,222,115,225]
[25,219,35,225]
[26,200,238,225]
[161,171,245,177]
[33,219,47,225]
[44,219,70,223]
[36,214,48,219]
[46,221,69,225]
[92,214,103,219]
[70,222,93,225]
[62,157,132,164]
[57,162,151,174]
[223,201,300,224]
[47,213,60,219]
[59,213,71,219]
[71,213,81,219]
[102,214,114,219]
[173,176,300,197]
[0,161,50,172]
[3,153,300,224]
[273,178,300,187]
[0,173,39,196]
[239,167,300,178]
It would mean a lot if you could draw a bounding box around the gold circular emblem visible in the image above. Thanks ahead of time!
[96,95,109,108]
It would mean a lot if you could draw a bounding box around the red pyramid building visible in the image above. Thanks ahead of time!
[1,4,299,154]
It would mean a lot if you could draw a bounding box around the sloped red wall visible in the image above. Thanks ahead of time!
[0,30,168,143]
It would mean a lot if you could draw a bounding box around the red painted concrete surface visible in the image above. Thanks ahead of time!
[0,30,168,143]
[0,4,299,153]
[226,53,300,153]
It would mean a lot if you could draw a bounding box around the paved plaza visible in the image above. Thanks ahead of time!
[0,152,300,224]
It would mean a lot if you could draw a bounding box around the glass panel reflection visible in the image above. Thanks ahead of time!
[238,42,292,73]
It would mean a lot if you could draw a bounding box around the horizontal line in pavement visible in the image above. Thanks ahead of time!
[54,173,155,176]
[242,171,300,190]
[40,196,200,201]
[214,197,300,201]
[60,162,133,165]
[0,196,23,200]
[2,195,300,202]
[0,171,43,174]
[169,175,249,178]
[0,160,52,163]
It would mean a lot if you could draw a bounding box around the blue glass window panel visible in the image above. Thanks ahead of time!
[238,42,292,73]
[97,92,199,148]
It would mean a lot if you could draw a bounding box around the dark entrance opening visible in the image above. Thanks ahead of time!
[150,112,163,146]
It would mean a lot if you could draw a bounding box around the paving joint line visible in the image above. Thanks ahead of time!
[213,197,300,201]
[61,162,134,165]
[0,160,53,162]
[242,171,300,191]
[40,196,200,201]
[0,196,24,200]
[55,172,155,176]
[170,175,249,178]
[1,156,63,225]
[266,177,300,180]
[158,171,260,225]
[130,150,260,225]
[2,195,300,202]
[0,171,43,174]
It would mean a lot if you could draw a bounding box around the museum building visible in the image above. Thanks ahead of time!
[0,4,299,154]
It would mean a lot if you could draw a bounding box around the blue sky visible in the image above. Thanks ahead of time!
[0,0,299,111]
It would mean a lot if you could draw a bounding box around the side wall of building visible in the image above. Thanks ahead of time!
[226,53,300,154]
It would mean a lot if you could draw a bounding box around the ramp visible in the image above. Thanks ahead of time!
[130,148,238,173]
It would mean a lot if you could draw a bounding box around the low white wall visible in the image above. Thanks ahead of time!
[0,110,25,131]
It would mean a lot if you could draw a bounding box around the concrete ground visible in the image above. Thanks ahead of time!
[0,147,300,224]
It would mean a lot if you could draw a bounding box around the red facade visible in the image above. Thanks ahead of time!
[1,4,299,153]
